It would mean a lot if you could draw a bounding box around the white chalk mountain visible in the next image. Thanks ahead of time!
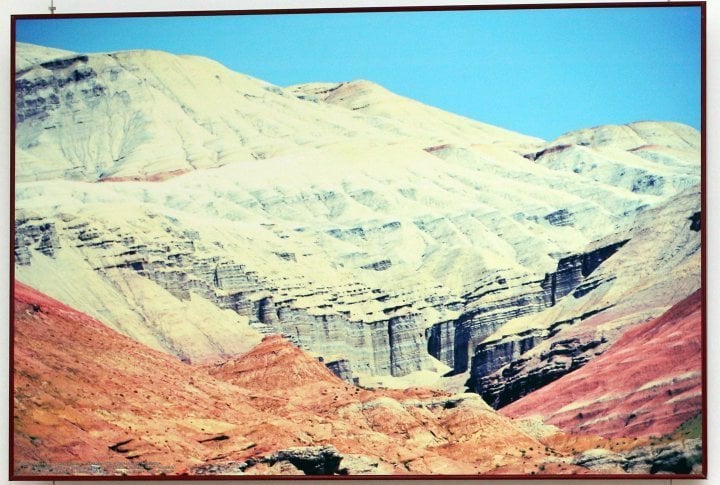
[14,42,701,396]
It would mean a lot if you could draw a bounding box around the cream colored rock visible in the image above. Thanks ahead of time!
[14,42,701,392]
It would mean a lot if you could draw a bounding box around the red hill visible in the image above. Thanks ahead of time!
[502,290,702,438]
[14,281,566,477]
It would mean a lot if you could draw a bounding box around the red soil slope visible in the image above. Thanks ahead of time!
[207,333,343,391]
[14,281,584,477]
[12,281,266,475]
[502,290,702,438]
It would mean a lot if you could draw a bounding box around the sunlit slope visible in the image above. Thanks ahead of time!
[14,42,701,391]
[15,42,540,183]
[14,281,577,477]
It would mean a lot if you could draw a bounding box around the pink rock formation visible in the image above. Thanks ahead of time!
[502,290,702,438]
[13,281,566,477]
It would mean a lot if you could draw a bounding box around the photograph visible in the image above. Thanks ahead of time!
[10,2,705,479]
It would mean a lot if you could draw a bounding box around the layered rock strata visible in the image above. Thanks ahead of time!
[501,290,702,441]
[17,283,622,477]
[13,43,702,404]
[426,239,628,375]
[467,186,700,408]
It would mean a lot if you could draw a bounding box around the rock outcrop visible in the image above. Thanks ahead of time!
[467,185,700,408]
[573,439,702,475]
[16,282,623,477]
[13,41,702,452]
[501,290,702,440]
[14,214,60,264]
[427,239,628,375]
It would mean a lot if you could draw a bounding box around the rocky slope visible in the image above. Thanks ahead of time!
[501,290,702,439]
[14,282,614,477]
[467,185,701,408]
[15,43,540,183]
[13,40,702,458]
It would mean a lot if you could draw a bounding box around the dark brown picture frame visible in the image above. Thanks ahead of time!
[10,2,706,480]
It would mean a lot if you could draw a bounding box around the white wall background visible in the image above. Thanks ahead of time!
[0,1,716,485]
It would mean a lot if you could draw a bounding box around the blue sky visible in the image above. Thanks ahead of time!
[15,6,702,140]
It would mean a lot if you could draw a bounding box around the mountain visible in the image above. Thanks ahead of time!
[12,42,703,476]
[466,184,701,408]
[15,281,599,476]
[13,280,264,474]
[14,43,76,71]
[500,290,702,438]
[15,43,540,183]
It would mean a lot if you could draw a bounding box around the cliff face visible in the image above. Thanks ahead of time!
[14,207,444,376]
[466,186,700,409]
[14,282,702,477]
[501,290,702,439]
[14,282,589,477]
[426,239,628,376]
[14,41,702,434]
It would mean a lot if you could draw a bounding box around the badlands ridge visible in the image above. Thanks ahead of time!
[13,42,702,476]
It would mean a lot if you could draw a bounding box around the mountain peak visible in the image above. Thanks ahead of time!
[15,42,542,184]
